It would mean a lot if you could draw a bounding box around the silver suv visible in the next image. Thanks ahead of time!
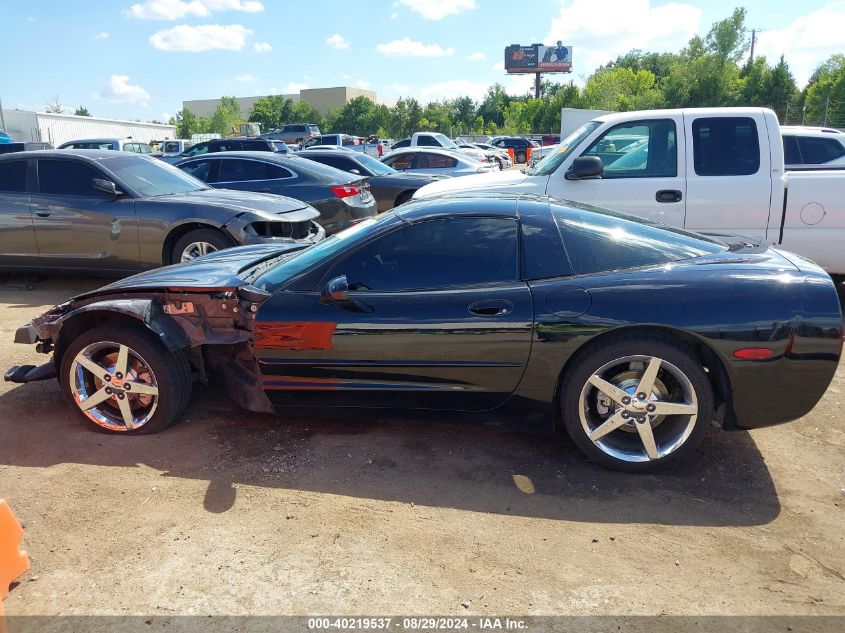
[262,124,321,145]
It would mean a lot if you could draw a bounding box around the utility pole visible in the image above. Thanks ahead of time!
[749,29,756,64]
[785,101,789,125]
[534,72,542,99]
[824,94,830,126]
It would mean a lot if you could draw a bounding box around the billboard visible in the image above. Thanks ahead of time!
[505,43,572,74]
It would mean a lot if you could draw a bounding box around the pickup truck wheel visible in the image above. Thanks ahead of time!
[59,324,191,435]
[559,336,713,472]
[172,228,235,264]
[516,150,527,163]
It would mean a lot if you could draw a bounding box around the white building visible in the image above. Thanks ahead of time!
[0,110,176,147]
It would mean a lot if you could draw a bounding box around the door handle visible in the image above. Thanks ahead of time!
[469,299,515,317]
[34,206,52,217]
[656,189,683,203]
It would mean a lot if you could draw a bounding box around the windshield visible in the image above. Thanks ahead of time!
[434,133,458,149]
[252,212,399,290]
[103,155,208,197]
[528,121,601,176]
[355,153,395,175]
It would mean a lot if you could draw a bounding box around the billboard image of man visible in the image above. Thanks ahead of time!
[552,41,569,63]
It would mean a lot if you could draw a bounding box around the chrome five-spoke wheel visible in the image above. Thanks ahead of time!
[180,241,218,263]
[69,341,160,432]
[578,355,698,463]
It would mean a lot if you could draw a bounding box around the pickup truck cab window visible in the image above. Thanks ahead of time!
[581,120,677,179]
[692,117,760,176]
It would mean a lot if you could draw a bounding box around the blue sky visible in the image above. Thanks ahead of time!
[2,0,843,121]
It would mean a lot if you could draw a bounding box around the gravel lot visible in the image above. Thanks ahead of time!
[0,274,843,617]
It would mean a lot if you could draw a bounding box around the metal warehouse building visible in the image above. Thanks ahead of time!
[0,110,176,147]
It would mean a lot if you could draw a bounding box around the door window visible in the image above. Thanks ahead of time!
[383,153,414,170]
[796,137,845,164]
[37,160,106,196]
[582,120,676,178]
[180,159,215,182]
[692,117,760,176]
[0,161,27,193]
[183,143,209,157]
[414,153,457,169]
[218,159,291,181]
[327,217,518,292]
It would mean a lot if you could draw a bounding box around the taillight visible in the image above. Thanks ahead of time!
[331,185,361,198]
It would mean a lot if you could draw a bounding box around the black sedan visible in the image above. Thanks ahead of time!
[176,152,377,234]
[6,194,842,472]
[297,149,444,212]
[0,150,322,274]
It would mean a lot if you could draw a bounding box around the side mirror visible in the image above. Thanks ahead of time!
[93,178,122,196]
[565,156,603,180]
[321,275,350,304]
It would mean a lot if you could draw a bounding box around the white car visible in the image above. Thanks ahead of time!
[380,147,495,177]
[781,126,845,166]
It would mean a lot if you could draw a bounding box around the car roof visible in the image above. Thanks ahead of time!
[177,151,359,181]
[382,146,469,158]
[780,127,845,138]
[0,149,140,162]
[396,192,549,222]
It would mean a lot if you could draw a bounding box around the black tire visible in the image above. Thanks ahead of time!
[559,334,714,473]
[59,324,192,435]
[516,150,527,163]
[394,191,414,207]
[496,158,505,170]
[171,228,235,265]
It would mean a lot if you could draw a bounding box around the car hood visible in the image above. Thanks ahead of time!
[154,188,310,215]
[71,244,306,299]
[413,169,543,199]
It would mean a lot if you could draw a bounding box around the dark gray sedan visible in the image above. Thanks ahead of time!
[296,149,445,212]
[176,152,378,234]
[0,150,322,274]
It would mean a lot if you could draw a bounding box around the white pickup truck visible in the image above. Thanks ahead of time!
[300,134,382,157]
[414,107,845,275]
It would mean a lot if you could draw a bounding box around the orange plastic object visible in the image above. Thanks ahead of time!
[525,147,532,163]
[0,499,30,618]
[507,147,515,163]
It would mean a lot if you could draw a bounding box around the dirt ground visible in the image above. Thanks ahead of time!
[0,275,843,617]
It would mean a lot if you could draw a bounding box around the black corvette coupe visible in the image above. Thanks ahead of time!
[6,194,842,471]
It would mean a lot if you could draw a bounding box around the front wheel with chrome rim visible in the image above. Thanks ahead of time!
[59,324,191,434]
[171,228,236,265]
[560,336,714,472]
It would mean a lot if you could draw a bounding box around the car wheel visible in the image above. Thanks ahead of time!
[172,228,235,264]
[496,158,505,170]
[59,324,192,435]
[559,335,713,472]
[516,150,527,163]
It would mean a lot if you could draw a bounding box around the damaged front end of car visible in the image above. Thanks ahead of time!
[5,283,276,414]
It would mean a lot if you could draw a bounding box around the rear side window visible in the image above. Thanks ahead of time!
[796,137,845,164]
[415,153,457,169]
[0,161,27,193]
[219,159,290,181]
[692,117,760,176]
[211,141,243,152]
[553,204,725,276]
[309,155,355,171]
[384,153,414,170]
[783,136,800,164]
[183,143,209,157]
[38,160,104,196]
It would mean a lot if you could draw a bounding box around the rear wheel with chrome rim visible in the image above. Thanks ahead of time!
[59,324,191,434]
[560,335,713,472]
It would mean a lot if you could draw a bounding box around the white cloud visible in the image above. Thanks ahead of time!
[128,0,263,20]
[545,0,701,80]
[420,79,488,102]
[284,82,308,92]
[466,52,485,62]
[97,75,151,107]
[376,37,453,57]
[396,0,477,20]
[753,2,845,87]
[94,31,109,40]
[389,12,398,19]
[355,79,371,89]
[150,24,252,51]
[491,61,504,71]
[161,112,173,121]
[326,33,350,50]
[234,73,256,82]
[253,41,272,53]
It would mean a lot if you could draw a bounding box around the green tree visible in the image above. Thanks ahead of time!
[209,96,242,136]
[583,67,664,111]
[74,106,91,117]
[803,55,845,126]
[477,84,510,128]
[249,95,293,130]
